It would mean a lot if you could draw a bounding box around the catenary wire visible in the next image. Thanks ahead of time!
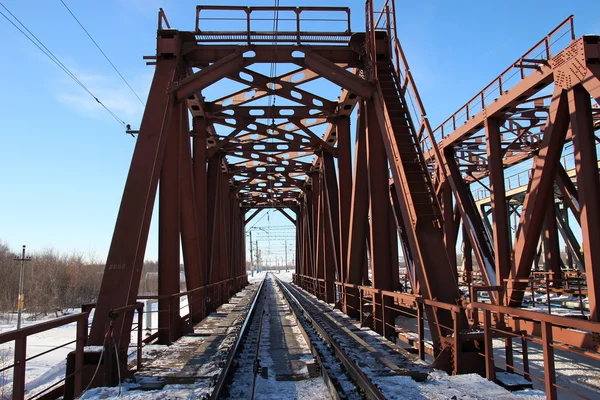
[59,0,145,106]
[0,2,129,129]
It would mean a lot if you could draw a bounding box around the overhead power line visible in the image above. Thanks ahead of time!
[59,0,145,106]
[0,2,129,128]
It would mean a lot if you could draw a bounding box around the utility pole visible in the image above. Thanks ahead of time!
[249,231,253,271]
[15,245,31,330]
[256,240,260,271]
[285,239,288,271]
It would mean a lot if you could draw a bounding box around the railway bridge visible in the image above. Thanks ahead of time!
[2,1,600,399]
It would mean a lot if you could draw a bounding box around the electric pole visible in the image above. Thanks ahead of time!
[249,231,253,271]
[285,239,288,271]
[256,240,260,271]
[15,245,31,330]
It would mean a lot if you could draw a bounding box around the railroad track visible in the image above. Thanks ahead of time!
[211,273,432,399]
[275,276,432,400]
[209,276,266,399]
[214,273,342,399]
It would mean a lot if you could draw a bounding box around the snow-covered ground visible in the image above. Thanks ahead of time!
[0,298,185,399]
[4,271,594,400]
[396,312,600,399]
[0,311,86,399]
[248,269,293,283]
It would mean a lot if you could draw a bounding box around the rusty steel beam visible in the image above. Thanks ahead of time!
[345,102,368,317]
[158,100,183,345]
[569,83,600,321]
[485,118,511,286]
[372,74,464,346]
[217,67,338,114]
[337,116,352,308]
[208,106,333,119]
[304,52,373,98]
[206,154,223,285]
[322,151,342,284]
[89,43,181,346]
[367,99,396,338]
[178,103,205,323]
[276,208,296,224]
[443,147,497,292]
[322,180,337,303]
[441,179,457,281]
[555,163,580,220]
[509,87,570,306]
[314,173,325,300]
[186,46,361,66]
[390,182,417,292]
[192,124,208,285]
[543,199,562,282]
[245,208,261,224]
[175,50,244,100]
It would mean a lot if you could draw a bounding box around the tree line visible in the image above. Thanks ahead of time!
[0,241,159,319]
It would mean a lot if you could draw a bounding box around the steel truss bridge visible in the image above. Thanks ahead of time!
[2,1,600,399]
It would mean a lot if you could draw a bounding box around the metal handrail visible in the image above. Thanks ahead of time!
[432,16,575,142]
[195,6,351,45]
[0,312,89,400]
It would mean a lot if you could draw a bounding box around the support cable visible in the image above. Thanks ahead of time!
[59,0,145,106]
[267,0,281,206]
[0,2,129,129]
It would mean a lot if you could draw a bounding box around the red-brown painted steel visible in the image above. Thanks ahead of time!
[443,147,496,291]
[366,99,395,337]
[89,39,180,346]
[322,151,342,284]
[158,100,183,345]
[86,4,600,390]
[485,118,511,286]
[337,116,352,306]
[509,87,570,306]
[179,106,205,323]
[543,201,562,282]
[569,83,600,321]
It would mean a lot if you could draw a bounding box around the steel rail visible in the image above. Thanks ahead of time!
[275,276,386,400]
[272,276,342,400]
[210,276,266,399]
[249,278,267,399]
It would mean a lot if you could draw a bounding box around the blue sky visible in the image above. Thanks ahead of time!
[0,0,597,262]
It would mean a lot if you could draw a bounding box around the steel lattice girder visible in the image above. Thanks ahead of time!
[88,4,600,382]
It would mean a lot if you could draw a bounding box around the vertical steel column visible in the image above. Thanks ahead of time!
[158,100,183,345]
[89,37,181,345]
[192,126,208,285]
[322,151,342,285]
[509,87,570,306]
[389,201,400,290]
[390,184,417,292]
[305,187,316,279]
[345,101,368,317]
[337,116,352,306]
[569,83,600,321]
[221,173,231,284]
[555,164,580,219]
[180,109,205,323]
[441,179,457,281]
[315,172,325,299]
[443,147,497,291]
[206,154,223,288]
[322,172,338,304]
[366,100,394,338]
[462,225,473,284]
[296,209,303,275]
[486,118,511,285]
[543,201,562,284]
